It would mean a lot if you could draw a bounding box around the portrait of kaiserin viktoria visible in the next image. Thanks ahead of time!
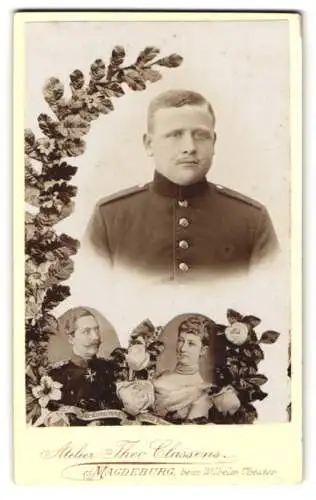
[24,18,292,428]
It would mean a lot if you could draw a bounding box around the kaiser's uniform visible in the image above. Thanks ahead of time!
[85,171,279,280]
[49,354,120,412]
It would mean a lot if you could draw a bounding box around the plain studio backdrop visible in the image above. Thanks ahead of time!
[25,20,291,422]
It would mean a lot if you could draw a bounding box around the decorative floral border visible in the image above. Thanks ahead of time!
[210,309,280,424]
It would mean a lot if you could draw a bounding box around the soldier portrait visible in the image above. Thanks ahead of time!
[85,89,279,282]
[47,307,121,421]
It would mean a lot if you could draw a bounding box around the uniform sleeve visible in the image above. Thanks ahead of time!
[83,204,113,265]
[250,206,280,268]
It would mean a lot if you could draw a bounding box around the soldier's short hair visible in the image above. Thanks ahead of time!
[147,89,216,132]
[177,315,210,347]
[59,307,97,337]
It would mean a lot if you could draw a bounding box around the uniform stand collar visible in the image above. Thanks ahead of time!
[70,353,97,368]
[152,171,209,199]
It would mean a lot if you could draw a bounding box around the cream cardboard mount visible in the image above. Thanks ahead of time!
[14,11,302,485]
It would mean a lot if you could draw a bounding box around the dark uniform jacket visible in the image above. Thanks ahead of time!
[49,354,120,414]
[85,171,279,281]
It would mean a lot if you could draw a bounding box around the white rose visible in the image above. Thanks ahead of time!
[116,380,155,416]
[212,385,241,416]
[126,343,150,371]
[225,322,249,346]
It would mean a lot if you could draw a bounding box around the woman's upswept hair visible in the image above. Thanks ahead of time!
[178,315,211,347]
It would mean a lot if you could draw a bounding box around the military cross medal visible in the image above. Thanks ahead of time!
[85,368,96,382]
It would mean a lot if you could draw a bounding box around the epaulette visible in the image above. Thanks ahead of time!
[97,183,150,207]
[214,184,263,210]
[50,359,69,370]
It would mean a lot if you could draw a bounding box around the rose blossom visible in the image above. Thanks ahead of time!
[212,385,241,416]
[126,339,150,371]
[116,380,155,416]
[225,322,249,346]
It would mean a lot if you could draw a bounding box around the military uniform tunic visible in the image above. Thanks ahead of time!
[49,354,120,413]
[85,171,279,280]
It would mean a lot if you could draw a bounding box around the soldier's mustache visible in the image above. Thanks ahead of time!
[176,157,199,165]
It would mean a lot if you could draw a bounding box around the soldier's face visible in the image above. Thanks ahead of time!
[176,332,206,368]
[144,104,216,186]
[68,315,101,359]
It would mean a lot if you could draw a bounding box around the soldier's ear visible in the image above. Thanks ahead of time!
[213,132,217,144]
[143,133,154,157]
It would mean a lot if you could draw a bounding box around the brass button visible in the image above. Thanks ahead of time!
[179,217,189,228]
[179,240,189,249]
[178,262,189,272]
[178,200,189,208]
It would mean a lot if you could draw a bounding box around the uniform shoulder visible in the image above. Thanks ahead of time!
[213,184,264,210]
[93,357,115,369]
[49,359,70,371]
[96,183,150,208]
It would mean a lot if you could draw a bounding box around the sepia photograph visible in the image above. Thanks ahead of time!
[15,10,301,485]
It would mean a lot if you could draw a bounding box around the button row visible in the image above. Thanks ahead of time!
[177,200,189,273]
